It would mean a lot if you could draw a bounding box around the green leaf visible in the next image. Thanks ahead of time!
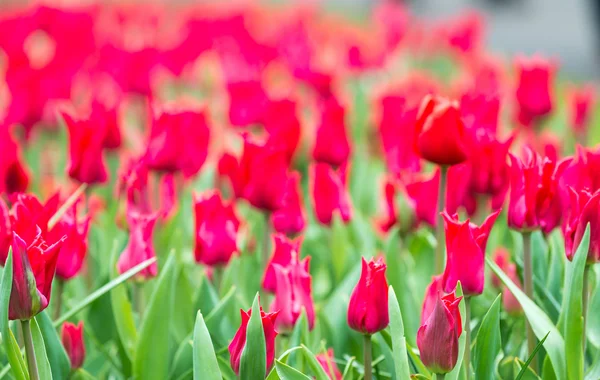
[54,257,157,326]
[516,331,550,380]
[486,257,566,379]
[193,311,221,380]
[36,311,71,379]
[275,360,311,380]
[446,282,466,380]
[563,224,589,380]
[0,250,28,380]
[587,266,600,348]
[387,286,410,380]
[473,295,502,380]
[406,342,431,377]
[300,345,329,380]
[133,253,177,380]
[29,318,53,379]
[240,293,266,380]
[218,356,238,380]
[513,358,541,380]
[204,285,237,332]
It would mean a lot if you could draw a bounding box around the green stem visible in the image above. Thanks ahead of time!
[213,266,223,296]
[363,334,372,380]
[522,232,537,370]
[53,279,65,322]
[262,212,271,269]
[435,166,448,274]
[134,282,145,316]
[583,265,591,354]
[21,320,39,380]
[464,297,472,380]
[437,374,446,380]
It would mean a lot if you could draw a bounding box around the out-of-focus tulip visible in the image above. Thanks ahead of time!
[9,229,66,320]
[145,105,210,177]
[468,134,514,202]
[347,257,389,334]
[567,85,596,137]
[312,97,351,167]
[417,292,463,374]
[264,99,301,164]
[0,127,29,194]
[48,203,90,281]
[271,172,306,236]
[562,146,600,195]
[229,307,278,374]
[0,199,11,265]
[460,90,500,136]
[442,211,500,296]
[91,100,121,150]
[61,321,85,369]
[564,188,600,263]
[502,264,523,314]
[311,163,352,226]
[316,349,343,380]
[491,248,511,288]
[263,234,301,292]
[421,275,444,325]
[415,94,469,166]
[514,55,555,127]
[227,80,270,127]
[62,111,108,185]
[117,211,158,280]
[270,257,315,332]
[193,191,240,267]
[508,148,571,233]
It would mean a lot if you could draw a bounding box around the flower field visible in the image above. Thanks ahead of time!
[0,1,599,380]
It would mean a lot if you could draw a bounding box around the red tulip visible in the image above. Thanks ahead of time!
[568,85,596,136]
[491,248,511,289]
[441,210,500,296]
[9,192,59,244]
[145,105,210,177]
[270,257,315,332]
[117,210,158,280]
[62,111,108,185]
[9,229,66,320]
[404,171,441,228]
[312,97,351,167]
[227,80,270,127]
[508,148,571,233]
[316,349,343,380]
[264,99,301,164]
[118,158,152,216]
[562,146,600,195]
[421,275,444,326]
[514,55,555,127]
[0,127,29,194]
[61,321,85,369]
[415,94,469,166]
[271,172,306,236]
[229,307,278,374]
[347,257,389,334]
[311,163,352,226]
[0,199,11,265]
[377,179,400,233]
[459,86,500,136]
[193,190,240,267]
[263,234,300,292]
[468,134,514,200]
[417,292,463,374]
[92,100,121,150]
[564,188,600,263]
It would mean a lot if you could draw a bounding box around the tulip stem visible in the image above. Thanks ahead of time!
[522,232,537,370]
[53,279,65,322]
[213,266,223,295]
[262,212,271,269]
[21,320,39,380]
[437,375,446,380]
[435,166,448,274]
[583,265,591,354]
[363,334,372,380]
[464,297,472,380]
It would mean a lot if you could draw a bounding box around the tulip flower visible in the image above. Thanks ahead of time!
[0,127,29,194]
[61,321,85,369]
[514,55,555,127]
[567,85,595,141]
[312,97,351,167]
[271,172,306,236]
[193,191,240,267]
[144,105,210,177]
[270,257,315,332]
[459,89,500,136]
[311,163,352,226]
[562,146,600,195]
[417,292,463,375]
[9,229,66,320]
[421,275,444,326]
[263,234,301,292]
[263,99,301,164]
[92,100,121,150]
[316,349,342,380]
[491,248,511,289]
[441,210,500,296]
[229,307,278,374]
[62,111,109,185]
[0,199,12,265]
[117,211,158,280]
[9,192,59,244]
[467,134,514,204]
[564,188,600,263]
[226,80,270,127]
[48,203,90,281]
[347,257,389,334]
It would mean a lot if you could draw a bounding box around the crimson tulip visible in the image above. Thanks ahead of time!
[491,248,511,289]
[468,134,514,202]
[226,80,270,127]
[0,127,29,194]
[263,234,301,292]
[311,163,352,226]
[316,349,342,380]
[514,55,555,127]
[61,321,85,369]
[9,192,59,244]
[421,275,444,326]
[568,85,595,137]
[312,97,351,167]
[347,257,389,334]
[229,307,278,374]
[564,188,600,263]
[117,210,158,280]
[271,172,306,236]
[0,199,11,265]
[491,249,522,314]
[193,190,240,267]
[263,99,301,164]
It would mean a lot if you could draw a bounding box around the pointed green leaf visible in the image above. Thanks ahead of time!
[388,286,410,379]
[300,345,329,380]
[29,317,53,379]
[240,293,266,380]
[275,360,311,380]
[193,311,221,380]
[473,295,502,380]
[36,311,71,379]
[446,282,466,380]
[516,331,550,380]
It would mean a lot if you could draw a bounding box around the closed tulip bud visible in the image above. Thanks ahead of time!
[271,172,306,236]
[568,85,595,136]
[193,191,240,267]
[417,292,463,374]
[61,321,85,369]
[421,275,444,325]
[316,349,342,380]
[508,148,571,233]
[48,203,90,281]
[564,188,600,263]
[0,127,29,194]
[10,229,66,320]
[229,307,278,374]
[311,163,352,226]
[347,257,389,334]
[263,235,301,293]
[117,211,158,280]
[312,97,351,167]
[514,55,555,127]
[415,94,469,166]
[270,257,315,333]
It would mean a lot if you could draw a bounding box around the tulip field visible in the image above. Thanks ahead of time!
[1,1,600,380]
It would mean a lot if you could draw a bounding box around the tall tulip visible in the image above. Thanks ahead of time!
[271,172,306,236]
[514,55,555,127]
[311,163,352,226]
[61,321,86,369]
[312,97,351,167]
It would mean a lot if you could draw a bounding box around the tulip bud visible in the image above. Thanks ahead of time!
[568,85,595,137]
[417,292,463,374]
[61,321,85,369]
[263,99,301,164]
[414,94,469,166]
[10,229,66,320]
[263,234,301,293]
[0,128,29,194]
[271,172,306,236]
[421,275,444,325]
[193,190,240,267]
[564,188,600,263]
[93,100,121,150]
[347,257,389,334]
[229,307,278,374]
[442,210,500,296]
[311,163,352,226]
[312,97,351,167]
[316,349,342,380]
[117,211,158,280]
[514,55,555,127]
